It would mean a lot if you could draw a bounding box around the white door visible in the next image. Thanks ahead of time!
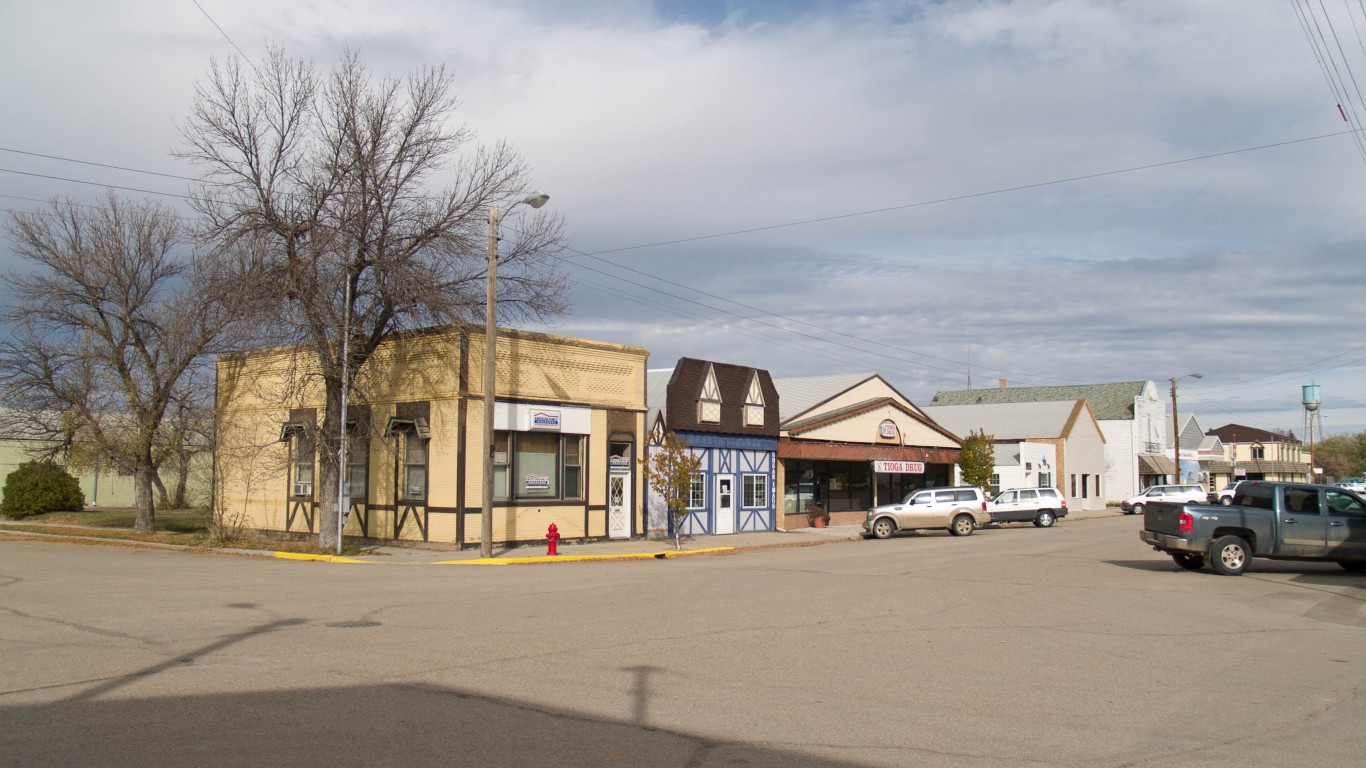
[714,475,736,535]
[608,472,631,539]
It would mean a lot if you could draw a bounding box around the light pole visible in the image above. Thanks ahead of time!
[1170,372,1203,484]
[482,192,550,558]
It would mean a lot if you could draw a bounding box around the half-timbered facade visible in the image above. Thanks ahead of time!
[215,325,648,546]
[645,358,780,537]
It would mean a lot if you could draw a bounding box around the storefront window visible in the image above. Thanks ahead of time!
[688,472,706,509]
[495,431,585,502]
[345,433,367,500]
[743,474,767,507]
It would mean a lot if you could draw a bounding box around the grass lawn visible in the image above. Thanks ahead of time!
[0,507,365,555]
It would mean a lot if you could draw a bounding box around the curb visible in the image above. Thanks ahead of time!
[429,546,736,565]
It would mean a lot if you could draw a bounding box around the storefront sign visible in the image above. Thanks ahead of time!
[531,410,561,430]
[873,460,924,474]
[523,473,550,490]
[878,419,899,440]
[609,454,631,471]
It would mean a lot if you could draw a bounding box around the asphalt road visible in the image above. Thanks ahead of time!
[2,515,1365,768]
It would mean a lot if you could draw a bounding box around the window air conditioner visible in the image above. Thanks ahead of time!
[293,483,312,497]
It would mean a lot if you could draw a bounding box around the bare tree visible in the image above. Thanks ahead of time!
[177,48,569,548]
[0,192,257,532]
[641,434,704,551]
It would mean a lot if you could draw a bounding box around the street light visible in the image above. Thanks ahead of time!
[1170,372,1203,484]
[482,192,550,558]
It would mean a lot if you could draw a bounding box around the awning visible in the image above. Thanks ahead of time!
[1138,454,1176,475]
[777,439,960,465]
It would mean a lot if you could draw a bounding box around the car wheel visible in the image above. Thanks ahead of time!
[1172,552,1205,571]
[1210,535,1251,576]
[1338,561,1366,573]
[1034,510,1056,528]
[1220,497,1233,506]
[870,517,895,540]
[1130,503,1144,517]
[949,514,975,537]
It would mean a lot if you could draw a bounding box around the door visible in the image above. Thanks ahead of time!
[1325,488,1366,559]
[714,475,736,535]
[1279,485,1327,557]
[608,472,631,540]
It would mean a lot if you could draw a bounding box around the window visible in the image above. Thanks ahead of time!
[1327,490,1366,516]
[1095,476,1101,498]
[1251,445,1265,460]
[688,472,706,509]
[344,433,367,500]
[1038,473,1052,489]
[743,474,768,507]
[1082,474,1090,499]
[699,364,722,423]
[1284,487,1320,515]
[402,429,427,500]
[494,431,586,501]
[1070,475,1077,497]
[292,431,315,498]
[744,373,765,427]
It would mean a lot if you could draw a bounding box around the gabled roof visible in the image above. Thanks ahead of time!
[930,381,1153,421]
[922,400,1100,442]
[772,372,921,422]
[782,396,961,445]
[653,358,779,437]
[645,369,673,431]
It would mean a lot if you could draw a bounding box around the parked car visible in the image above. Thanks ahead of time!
[863,486,990,539]
[1140,481,1366,575]
[987,487,1067,528]
[1335,478,1366,494]
[1213,481,1246,505]
[1121,484,1207,515]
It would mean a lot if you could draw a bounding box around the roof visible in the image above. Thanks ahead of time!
[1206,423,1301,445]
[930,381,1152,421]
[921,400,1091,441]
[772,373,875,421]
[645,369,673,428]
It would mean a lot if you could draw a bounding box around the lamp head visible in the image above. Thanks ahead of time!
[520,192,550,209]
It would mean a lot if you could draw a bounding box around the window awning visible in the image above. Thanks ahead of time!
[386,416,430,438]
[279,421,307,442]
[1138,454,1176,475]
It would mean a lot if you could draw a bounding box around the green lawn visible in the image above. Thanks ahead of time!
[24,507,210,533]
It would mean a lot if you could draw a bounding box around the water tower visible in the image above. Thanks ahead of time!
[1303,381,1323,477]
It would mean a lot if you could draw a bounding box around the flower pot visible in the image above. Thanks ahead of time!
[812,517,826,528]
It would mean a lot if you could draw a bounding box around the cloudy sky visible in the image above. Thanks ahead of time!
[3,0,1365,439]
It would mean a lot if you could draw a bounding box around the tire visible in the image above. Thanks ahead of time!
[870,517,896,540]
[1220,497,1233,506]
[1338,561,1366,573]
[1210,535,1251,576]
[949,514,975,537]
[1172,552,1205,571]
[1130,503,1144,517]
[1034,510,1056,528]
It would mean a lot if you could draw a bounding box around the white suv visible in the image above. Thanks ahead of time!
[987,487,1067,528]
[863,486,990,539]
[1121,484,1207,515]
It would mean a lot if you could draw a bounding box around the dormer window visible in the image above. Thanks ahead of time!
[744,373,765,426]
[698,364,722,423]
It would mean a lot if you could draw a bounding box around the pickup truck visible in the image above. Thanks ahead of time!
[1139,481,1366,575]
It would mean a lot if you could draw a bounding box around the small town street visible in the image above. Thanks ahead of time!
[2,515,1365,767]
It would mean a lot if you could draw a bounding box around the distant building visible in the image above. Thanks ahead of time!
[932,381,1165,503]
[1204,424,1311,485]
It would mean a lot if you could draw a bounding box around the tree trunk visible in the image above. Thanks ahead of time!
[316,385,343,550]
[172,454,190,509]
[152,471,170,509]
[132,457,157,533]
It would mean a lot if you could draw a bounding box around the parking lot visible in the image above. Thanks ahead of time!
[3,514,1365,767]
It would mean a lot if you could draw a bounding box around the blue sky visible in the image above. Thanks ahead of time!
[2,0,1365,440]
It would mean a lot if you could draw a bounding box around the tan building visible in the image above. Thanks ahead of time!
[1204,423,1312,487]
[215,325,648,546]
[774,373,962,528]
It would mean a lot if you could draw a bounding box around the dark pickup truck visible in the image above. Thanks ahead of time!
[1139,481,1366,575]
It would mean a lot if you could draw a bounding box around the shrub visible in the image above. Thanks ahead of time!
[1,461,86,519]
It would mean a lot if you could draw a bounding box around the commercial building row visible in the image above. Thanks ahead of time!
[213,325,1224,547]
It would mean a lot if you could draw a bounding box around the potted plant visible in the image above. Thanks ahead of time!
[808,503,830,529]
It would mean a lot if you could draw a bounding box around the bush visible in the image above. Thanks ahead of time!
[1,461,86,519]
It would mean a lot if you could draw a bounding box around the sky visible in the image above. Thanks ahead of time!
[2,0,1365,440]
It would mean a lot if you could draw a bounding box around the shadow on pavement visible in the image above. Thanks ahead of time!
[2,680,870,768]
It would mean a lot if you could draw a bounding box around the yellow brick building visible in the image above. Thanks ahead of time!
[214,325,648,546]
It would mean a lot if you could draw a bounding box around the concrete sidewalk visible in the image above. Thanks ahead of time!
[310,504,1126,565]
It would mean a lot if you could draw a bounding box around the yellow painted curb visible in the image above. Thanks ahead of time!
[431,546,735,565]
[273,551,371,563]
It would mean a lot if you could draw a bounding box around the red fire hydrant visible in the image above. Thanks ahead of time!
[546,523,560,556]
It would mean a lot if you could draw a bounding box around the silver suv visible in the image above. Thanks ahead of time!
[863,486,990,539]
[1121,484,1207,515]
[987,487,1067,527]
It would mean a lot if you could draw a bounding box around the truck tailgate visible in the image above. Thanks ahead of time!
[1143,501,1187,536]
